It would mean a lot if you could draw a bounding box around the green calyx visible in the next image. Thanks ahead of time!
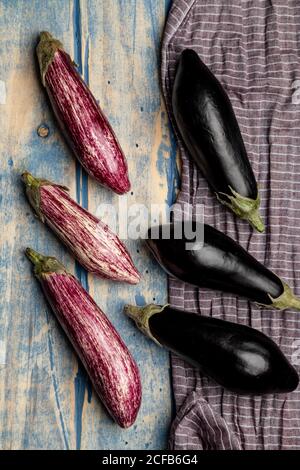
[266,282,300,312]
[25,248,67,277]
[36,31,64,86]
[216,186,264,233]
[22,172,45,222]
[124,303,169,346]
[22,171,68,222]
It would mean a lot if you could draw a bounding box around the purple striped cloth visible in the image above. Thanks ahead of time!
[161,0,300,450]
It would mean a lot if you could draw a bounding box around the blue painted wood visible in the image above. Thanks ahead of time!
[72,0,91,451]
[0,0,177,450]
[0,0,77,450]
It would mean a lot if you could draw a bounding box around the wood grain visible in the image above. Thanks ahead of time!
[0,0,177,450]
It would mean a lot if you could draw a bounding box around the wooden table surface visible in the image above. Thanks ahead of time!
[0,0,179,450]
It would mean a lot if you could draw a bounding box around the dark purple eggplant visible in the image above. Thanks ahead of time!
[146,222,300,311]
[172,49,264,232]
[124,303,299,395]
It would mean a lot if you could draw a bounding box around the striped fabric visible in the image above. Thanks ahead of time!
[161,0,300,450]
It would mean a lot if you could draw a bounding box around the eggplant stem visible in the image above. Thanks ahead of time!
[21,171,39,187]
[246,209,265,234]
[216,186,264,233]
[267,282,300,311]
[124,304,169,346]
[25,248,66,277]
[22,171,44,222]
[36,31,64,86]
[26,248,46,266]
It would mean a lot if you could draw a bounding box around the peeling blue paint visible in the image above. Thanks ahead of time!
[84,36,90,89]
[73,0,89,451]
[156,141,171,176]
[135,294,146,306]
[46,311,69,450]
[155,116,180,207]
[73,0,82,73]
[81,36,89,212]
[163,0,180,208]
[166,121,180,206]
[87,379,93,404]
[74,366,86,450]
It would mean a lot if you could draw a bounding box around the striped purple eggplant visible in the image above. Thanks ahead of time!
[26,248,142,428]
[22,172,140,284]
[36,31,130,194]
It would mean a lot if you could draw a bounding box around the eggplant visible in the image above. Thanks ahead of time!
[124,303,299,395]
[172,49,264,232]
[26,248,141,428]
[146,222,300,311]
[22,172,140,284]
[36,32,130,194]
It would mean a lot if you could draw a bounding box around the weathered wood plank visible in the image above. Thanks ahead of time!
[0,0,78,450]
[79,0,175,450]
[0,0,176,450]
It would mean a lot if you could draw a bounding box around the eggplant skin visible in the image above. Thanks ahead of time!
[26,249,142,428]
[146,222,299,309]
[148,306,299,395]
[172,49,263,231]
[37,32,130,195]
[172,49,256,197]
[22,172,140,284]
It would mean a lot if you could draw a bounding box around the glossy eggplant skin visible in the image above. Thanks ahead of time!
[172,49,263,231]
[142,305,299,394]
[146,222,300,310]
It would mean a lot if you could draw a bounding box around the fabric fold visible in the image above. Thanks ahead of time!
[161,0,300,450]
[169,390,242,450]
